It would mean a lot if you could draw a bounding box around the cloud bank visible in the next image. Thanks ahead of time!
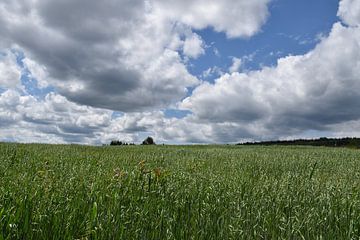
[1,0,360,144]
[0,0,270,111]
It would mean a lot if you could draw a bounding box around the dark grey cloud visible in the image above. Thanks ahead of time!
[59,124,97,135]
[38,0,142,42]
[0,0,198,112]
[0,0,273,113]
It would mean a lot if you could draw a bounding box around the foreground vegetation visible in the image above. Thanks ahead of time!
[1,143,360,239]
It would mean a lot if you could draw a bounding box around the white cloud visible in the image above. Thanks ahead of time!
[0,0,271,112]
[22,57,49,88]
[0,51,21,89]
[183,33,205,58]
[338,0,360,27]
[0,89,168,144]
[229,57,242,73]
[213,47,221,57]
[201,66,223,79]
[179,21,360,141]
[0,89,112,144]
[0,87,249,144]
[151,0,271,38]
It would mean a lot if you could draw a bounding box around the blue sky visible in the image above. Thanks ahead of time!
[0,0,360,144]
[169,0,341,120]
[16,0,341,97]
[189,0,340,78]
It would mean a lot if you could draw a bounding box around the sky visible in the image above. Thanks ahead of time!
[0,0,360,145]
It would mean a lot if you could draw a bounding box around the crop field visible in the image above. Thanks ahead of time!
[1,143,360,239]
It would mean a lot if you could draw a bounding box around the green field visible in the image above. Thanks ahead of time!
[1,143,360,239]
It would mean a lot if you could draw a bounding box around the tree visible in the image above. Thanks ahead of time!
[110,140,122,146]
[142,136,155,145]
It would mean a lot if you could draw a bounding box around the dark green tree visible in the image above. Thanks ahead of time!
[110,140,122,146]
[142,136,155,145]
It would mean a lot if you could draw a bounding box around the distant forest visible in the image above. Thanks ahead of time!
[238,137,360,148]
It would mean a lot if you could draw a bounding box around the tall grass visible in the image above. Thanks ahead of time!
[1,143,360,239]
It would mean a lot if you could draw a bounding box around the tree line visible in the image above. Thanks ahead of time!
[110,136,155,146]
[238,137,360,148]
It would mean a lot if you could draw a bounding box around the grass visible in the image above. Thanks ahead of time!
[1,143,360,239]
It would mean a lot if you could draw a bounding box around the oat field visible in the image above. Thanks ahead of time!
[1,143,360,239]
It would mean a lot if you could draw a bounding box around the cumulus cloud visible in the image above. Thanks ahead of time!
[229,57,243,73]
[201,66,223,79]
[0,88,154,144]
[0,0,271,112]
[22,57,49,88]
[338,0,360,27]
[180,20,360,141]
[0,89,111,143]
[2,0,360,144]
[151,0,271,38]
[0,51,21,89]
[183,33,205,58]
[0,0,189,111]
[0,86,253,144]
